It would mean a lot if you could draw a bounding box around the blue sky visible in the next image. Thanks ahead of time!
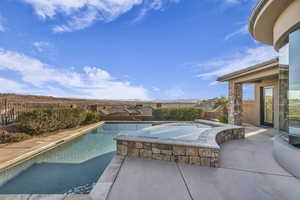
[0,0,277,100]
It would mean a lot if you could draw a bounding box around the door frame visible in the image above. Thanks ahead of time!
[260,86,274,127]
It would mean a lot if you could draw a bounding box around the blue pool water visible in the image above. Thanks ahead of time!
[0,123,152,194]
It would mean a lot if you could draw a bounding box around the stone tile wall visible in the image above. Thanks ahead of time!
[215,128,245,144]
[116,128,245,168]
[228,81,243,126]
[279,67,288,131]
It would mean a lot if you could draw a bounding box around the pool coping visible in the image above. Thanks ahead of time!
[90,155,125,200]
[0,122,105,173]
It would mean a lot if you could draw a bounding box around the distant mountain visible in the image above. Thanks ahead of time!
[0,93,214,105]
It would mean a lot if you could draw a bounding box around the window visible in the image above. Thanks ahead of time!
[288,29,300,137]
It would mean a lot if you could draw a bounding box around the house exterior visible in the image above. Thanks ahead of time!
[217,58,288,131]
[250,0,300,145]
[219,0,300,140]
[218,0,300,178]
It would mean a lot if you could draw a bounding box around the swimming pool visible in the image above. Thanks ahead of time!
[0,123,153,194]
[0,122,212,194]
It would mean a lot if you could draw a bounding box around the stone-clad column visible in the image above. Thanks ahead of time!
[279,67,288,131]
[228,81,243,125]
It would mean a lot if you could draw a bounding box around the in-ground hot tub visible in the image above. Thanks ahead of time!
[115,120,245,167]
[133,122,212,140]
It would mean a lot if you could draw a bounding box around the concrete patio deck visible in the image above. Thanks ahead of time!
[106,127,300,200]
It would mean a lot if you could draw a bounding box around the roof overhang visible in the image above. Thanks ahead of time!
[249,0,294,50]
[217,58,280,82]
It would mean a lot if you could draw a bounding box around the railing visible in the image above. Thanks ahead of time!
[0,98,73,126]
[0,99,28,125]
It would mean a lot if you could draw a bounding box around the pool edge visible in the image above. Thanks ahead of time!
[90,155,125,200]
[0,122,105,173]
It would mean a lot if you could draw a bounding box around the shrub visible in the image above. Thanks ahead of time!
[212,98,228,123]
[153,107,204,121]
[213,97,228,110]
[1,124,20,133]
[218,115,228,123]
[17,108,88,135]
[0,130,31,144]
[82,111,100,125]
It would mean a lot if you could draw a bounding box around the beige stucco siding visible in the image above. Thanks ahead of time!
[274,0,300,49]
[243,100,256,125]
[249,0,300,50]
[252,0,278,45]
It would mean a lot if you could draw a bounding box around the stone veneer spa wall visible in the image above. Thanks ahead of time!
[115,121,245,168]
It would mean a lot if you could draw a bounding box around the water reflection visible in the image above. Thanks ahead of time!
[289,29,300,136]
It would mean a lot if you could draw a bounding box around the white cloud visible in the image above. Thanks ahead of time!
[223,0,248,4]
[0,49,82,87]
[225,24,248,40]
[0,49,149,100]
[209,81,219,86]
[53,7,100,32]
[224,0,240,3]
[33,41,52,52]
[197,46,278,80]
[152,87,160,92]
[0,78,26,93]
[132,0,180,23]
[20,0,179,32]
[83,66,111,81]
[165,88,184,98]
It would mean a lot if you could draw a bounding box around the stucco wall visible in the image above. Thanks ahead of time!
[243,100,256,125]
[241,79,282,129]
[249,0,299,50]
[274,0,300,49]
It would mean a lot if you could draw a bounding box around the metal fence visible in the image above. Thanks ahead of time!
[0,98,29,125]
[0,97,91,126]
